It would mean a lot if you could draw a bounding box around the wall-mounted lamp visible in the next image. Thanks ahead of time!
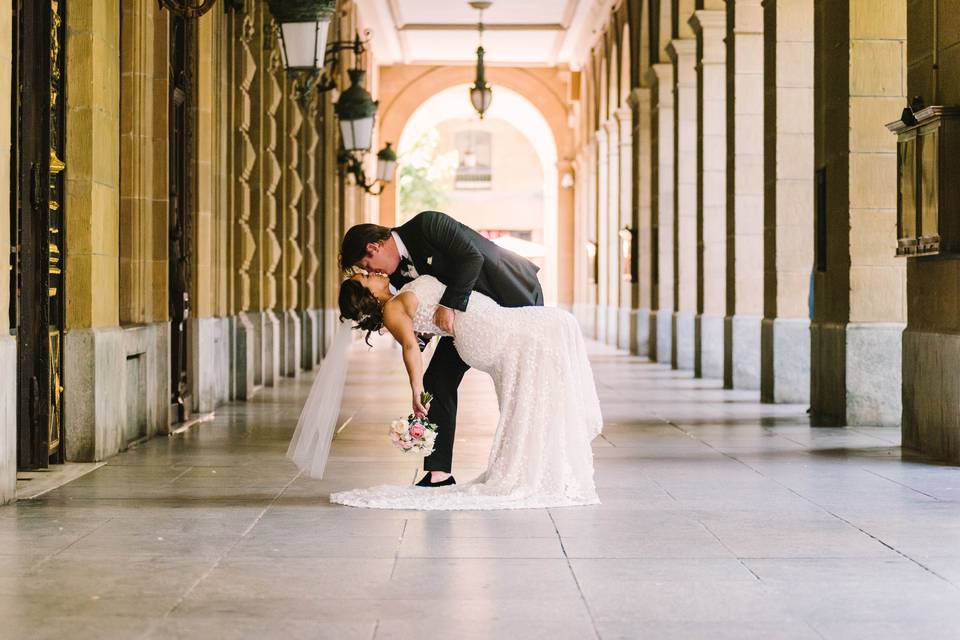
[159,0,218,18]
[266,0,370,105]
[335,68,377,152]
[339,142,397,196]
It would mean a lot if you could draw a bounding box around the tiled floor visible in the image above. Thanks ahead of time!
[2,337,960,639]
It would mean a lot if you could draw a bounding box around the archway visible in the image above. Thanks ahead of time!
[375,65,574,306]
[394,85,559,304]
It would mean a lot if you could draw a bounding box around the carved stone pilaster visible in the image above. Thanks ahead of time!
[263,46,283,313]
[283,91,303,312]
[235,12,256,313]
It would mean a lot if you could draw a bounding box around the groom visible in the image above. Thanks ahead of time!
[340,211,544,487]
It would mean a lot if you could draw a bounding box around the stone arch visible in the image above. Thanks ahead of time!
[375,65,575,304]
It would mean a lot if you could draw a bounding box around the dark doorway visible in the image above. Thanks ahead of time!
[10,0,67,470]
[168,14,196,423]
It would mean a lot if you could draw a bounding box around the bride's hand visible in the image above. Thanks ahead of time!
[412,392,431,419]
[433,306,455,334]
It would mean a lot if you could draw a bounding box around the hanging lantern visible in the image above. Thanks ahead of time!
[468,1,493,118]
[376,143,398,183]
[470,46,493,118]
[335,68,378,152]
[267,0,335,72]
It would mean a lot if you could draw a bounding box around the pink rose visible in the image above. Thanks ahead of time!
[409,425,425,439]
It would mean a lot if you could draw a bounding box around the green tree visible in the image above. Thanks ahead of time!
[398,129,458,220]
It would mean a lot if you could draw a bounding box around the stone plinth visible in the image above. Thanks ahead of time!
[0,336,15,504]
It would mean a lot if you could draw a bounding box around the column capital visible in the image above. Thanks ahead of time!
[665,38,697,64]
[627,86,650,110]
[648,63,674,88]
[691,9,727,64]
[648,64,675,109]
[689,9,726,35]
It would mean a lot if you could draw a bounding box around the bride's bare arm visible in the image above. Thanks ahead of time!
[382,294,431,418]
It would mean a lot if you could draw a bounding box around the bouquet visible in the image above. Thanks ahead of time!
[389,392,439,456]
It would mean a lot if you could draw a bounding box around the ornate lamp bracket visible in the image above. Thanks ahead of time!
[158,0,219,18]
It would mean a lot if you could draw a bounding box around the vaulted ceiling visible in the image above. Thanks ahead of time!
[354,0,617,67]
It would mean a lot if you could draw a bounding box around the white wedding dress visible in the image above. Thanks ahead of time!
[329,275,603,510]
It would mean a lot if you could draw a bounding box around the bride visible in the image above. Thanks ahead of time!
[328,271,602,510]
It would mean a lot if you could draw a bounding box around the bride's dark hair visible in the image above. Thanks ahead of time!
[339,279,384,346]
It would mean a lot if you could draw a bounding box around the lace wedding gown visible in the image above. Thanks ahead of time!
[329,275,603,510]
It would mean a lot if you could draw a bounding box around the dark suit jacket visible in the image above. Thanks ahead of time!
[390,211,543,311]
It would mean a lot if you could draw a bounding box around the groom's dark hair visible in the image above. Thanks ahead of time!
[340,223,392,271]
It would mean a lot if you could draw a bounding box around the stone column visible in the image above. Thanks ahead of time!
[761,0,814,403]
[667,39,697,371]
[650,63,676,364]
[64,1,126,461]
[0,4,14,504]
[260,46,283,387]
[232,8,259,398]
[811,0,905,426]
[724,0,764,390]
[616,107,633,351]
[691,9,727,380]
[300,96,321,370]
[630,87,653,357]
[901,0,960,461]
[595,126,609,343]
[280,87,303,379]
[192,7,232,412]
[604,118,620,346]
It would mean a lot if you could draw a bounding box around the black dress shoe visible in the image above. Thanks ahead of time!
[415,473,456,487]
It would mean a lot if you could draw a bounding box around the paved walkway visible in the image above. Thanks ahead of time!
[2,336,960,639]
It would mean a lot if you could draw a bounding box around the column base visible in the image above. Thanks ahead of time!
[633,307,651,356]
[761,317,810,404]
[280,310,302,379]
[190,316,232,413]
[648,310,659,360]
[655,309,673,364]
[695,313,724,379]
[321,308,338,356]
[301,309,321,371]
[903,328,960,463]
[64,325,167,462]
[233,313,257,400]
[673,311,695,370]
[0,335,16,505]
[262,310,281,387]
[618,307,631,351]
[846,322,903,427]
[573,303,595,340]
[724,314,761,390]
[811,321,903,427]
[810,321,846,425]
[606,305,619,348]
[596,304,609,344]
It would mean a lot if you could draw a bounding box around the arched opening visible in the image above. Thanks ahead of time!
[394,85,559,304]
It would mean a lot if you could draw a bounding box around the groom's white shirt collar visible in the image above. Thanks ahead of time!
[391,231,412,262]
[389,231,418,295]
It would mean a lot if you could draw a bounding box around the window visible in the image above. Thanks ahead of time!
[454,130,492,190]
